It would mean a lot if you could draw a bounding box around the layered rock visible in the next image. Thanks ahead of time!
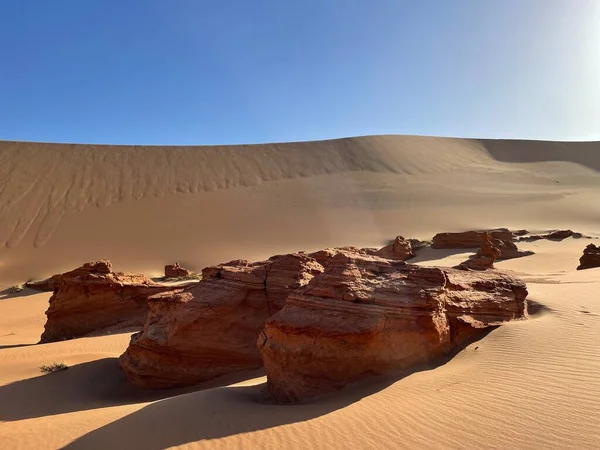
[431,229,513,249]
[367,236,415,261]
[119,254,324,388]
[457,233,501,271]
[258,248,528,403]
[577,244,600,270]
[517,229,591,242]
[164,262,190,278]
[431,229,531,259]
[40,261,170,343]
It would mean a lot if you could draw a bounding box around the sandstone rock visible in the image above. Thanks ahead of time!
[39,261,170,343]
[518,229,586,242]
[119,254,324,388]
[25,276,61,292]
[431,229,511,249]
[577,244,600,270]
[164,262,190,278]
[431,229,531,259]
[457,233,501,271]
[258,248,528,403]
[371,236,415,261]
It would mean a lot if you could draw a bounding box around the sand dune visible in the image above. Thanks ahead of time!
[1,135,600,449]
[1,135,599,287]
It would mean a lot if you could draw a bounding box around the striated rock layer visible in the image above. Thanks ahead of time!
[432,229,532,259]
[577,244,600,270]
[119,254,323,388]
[457,233,501,271]
[40,261,170,343]
[259,248,528,403]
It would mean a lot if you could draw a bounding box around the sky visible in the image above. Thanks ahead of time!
[0,0,599,145]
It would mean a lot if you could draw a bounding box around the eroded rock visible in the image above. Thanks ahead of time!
[457,233,501,271]
[164,262,191,279]
[369,236,415,261]
[119,254,324,388]
[577,244,600,270]
[40,261,170,343]
[432,229,531,259]
[259,248,528,403]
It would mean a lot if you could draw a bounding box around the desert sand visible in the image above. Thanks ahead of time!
[1,135,600,449]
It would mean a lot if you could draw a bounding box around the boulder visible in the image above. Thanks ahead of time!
[370,236,415,261]
[164,262,191,279]
[431,229,513,249]
[258,248,528,403]
[431,229,531,259]
[577,244,600,270]
[39,261,170,343]
[457,233,501,271]
[119,254,324,388]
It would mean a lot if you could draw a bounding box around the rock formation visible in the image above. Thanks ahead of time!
[119,254,324,388]
[40,261,170,343]
[518,229,588,242]
[431,229,513,249]
[457,233,501,271]
[258,248,528,403]
[164,262,191,278]
[369,236,415,261]
[431,229,531,259]
[577,244,600,270]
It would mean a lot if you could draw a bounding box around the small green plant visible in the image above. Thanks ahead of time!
[7,284,24,293]
[39,362,69,374]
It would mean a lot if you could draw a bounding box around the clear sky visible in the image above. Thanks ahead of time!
[1,0,599,145]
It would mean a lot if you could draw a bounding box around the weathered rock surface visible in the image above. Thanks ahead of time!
[258,248,528,403]
[40,261,170,343]
[431,229,532,259]
[164,262,190,278]
[457,233,501,271]
[577,244,600,270]
[119,254,324,388]
[518,229,589,242]
[431,229,513,249]
[368,236,415,261]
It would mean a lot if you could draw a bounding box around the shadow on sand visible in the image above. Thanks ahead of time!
[52,328,495,450]
[0,286,43,300]
[409,247,473,264]
[0,357,262,422]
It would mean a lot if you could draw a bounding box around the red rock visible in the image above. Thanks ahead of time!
[431,229,512,249]
[365,236,415,261]
[431,229,531,259]
[119,254,324,388]
[577,244,600,270]
[39,261,170,343]
[164,262,191,278]
[457,233,501,271]
[258,248,528,403]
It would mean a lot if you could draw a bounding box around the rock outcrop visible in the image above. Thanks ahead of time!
[258,248,528,403]
[577,244,600,270]
[40,261,170,343]
[369,236,415,261]
[164,262,190,279]
[431,229,531,259]
[431,229,513,249]
[457,233,501,271]
[518,229,588,242]
[119,254,324,388]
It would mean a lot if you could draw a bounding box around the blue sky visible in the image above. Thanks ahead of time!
[1,0,599,144]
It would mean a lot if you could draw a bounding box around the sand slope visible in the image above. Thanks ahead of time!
[1,239,599,449]
[1,135,600,286]
[1,135,600,449]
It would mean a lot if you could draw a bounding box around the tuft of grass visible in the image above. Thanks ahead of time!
[7,284,24,293]
[39,362,69,374]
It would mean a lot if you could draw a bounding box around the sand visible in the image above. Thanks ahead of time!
[1,135,600,449]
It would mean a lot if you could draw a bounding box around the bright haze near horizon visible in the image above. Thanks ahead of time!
[1,0,599,145]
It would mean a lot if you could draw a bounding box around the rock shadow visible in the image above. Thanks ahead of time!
[0,357,261,422]
[62,328,496,450]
